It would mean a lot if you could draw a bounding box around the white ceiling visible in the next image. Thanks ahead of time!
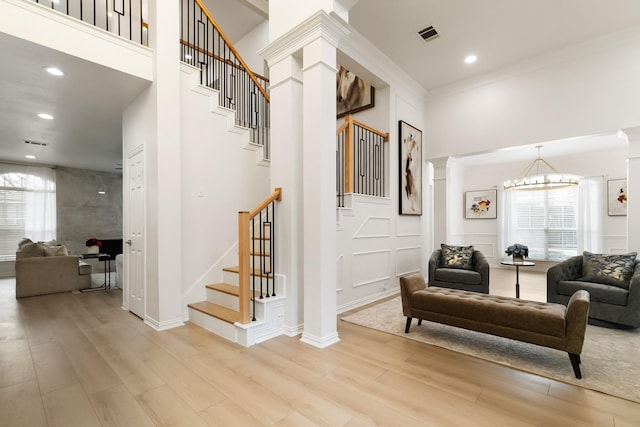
[1,0,639,172]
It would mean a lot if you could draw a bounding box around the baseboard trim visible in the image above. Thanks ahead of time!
[144,316,185,331]
[300,331,341,348]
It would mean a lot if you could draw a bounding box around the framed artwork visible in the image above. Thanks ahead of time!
[336,66,375,118]
[399,120,422,215]
[465,189,497,219]
[607,178,627,216]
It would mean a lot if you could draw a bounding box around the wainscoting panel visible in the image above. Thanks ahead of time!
[396,215,421,237]
[396,246,421,277]
[353,216,391,239]
[351,249,391,288]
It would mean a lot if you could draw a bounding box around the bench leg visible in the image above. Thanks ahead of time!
[418,319,423,326]
[405,317,412,333]
[568,353,582,379]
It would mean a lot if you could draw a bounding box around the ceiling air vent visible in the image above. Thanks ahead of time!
[24,140,48,147]
[418,25,439,42]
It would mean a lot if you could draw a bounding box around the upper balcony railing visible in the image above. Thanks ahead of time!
[28,0,148,46]
[180,0,270,159]
[336,115,389,207]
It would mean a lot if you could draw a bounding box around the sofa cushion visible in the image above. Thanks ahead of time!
[18,237,33,249]
[19,242,46,257]
[434,268,481,285]
[44,245,69,256]
[441,244,474,270]
[557,280,628,306]
[581,251,637,289]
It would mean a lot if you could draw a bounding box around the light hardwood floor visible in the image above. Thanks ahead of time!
[1,269,639,426]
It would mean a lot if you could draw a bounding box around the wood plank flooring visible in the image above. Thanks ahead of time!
[1,269,639,426]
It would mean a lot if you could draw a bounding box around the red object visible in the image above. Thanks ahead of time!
[85,238,102,247]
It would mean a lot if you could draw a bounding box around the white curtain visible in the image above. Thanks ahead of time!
[498,187,512,261]
[0,163,56,244]
[577,176,604,253]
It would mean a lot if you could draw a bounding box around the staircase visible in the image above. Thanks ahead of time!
[187,188,284,347]
[179,0,284,346]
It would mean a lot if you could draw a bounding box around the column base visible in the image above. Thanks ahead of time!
[300,331,341,348]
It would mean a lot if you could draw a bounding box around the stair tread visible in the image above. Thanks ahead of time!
[223,266,273,277]
[188,301,239,323]
[206,282,260,297]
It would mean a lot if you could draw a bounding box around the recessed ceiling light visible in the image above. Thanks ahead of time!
[38,113,54,120]
[98,191,106,195]
[44,66,64,76]
[464,55,477,64]
[25,155,36,159]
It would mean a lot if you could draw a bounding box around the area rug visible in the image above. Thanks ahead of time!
[341,296,640,403]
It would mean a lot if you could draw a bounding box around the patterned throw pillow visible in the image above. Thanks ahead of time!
[441,244,474,270]
[581,251,637,289]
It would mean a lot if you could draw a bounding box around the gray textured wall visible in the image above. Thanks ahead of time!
[56,167,123,263]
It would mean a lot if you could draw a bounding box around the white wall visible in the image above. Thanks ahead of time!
[425,27,640,160]
[179,65,271,310]
[234,20,269,76]
[334,25,429,310]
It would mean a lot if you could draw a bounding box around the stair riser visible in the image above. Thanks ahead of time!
[188,308,237,342]
[206,288,239,311]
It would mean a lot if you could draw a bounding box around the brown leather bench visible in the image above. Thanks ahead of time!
[400,274,590,378]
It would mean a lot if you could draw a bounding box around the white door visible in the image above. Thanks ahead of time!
[126,147,145,318]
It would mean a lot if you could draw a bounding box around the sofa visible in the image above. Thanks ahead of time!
[428,245,490,293]
[401,273,590,378]
[547,252,640,328]
[15,240,92,298]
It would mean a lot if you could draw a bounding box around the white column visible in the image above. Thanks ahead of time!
[261,10,348,347]
[623,127,640,252]
[262,51,305,335]
[144,0,183,329]
[430,157,450,248]
[299,24,342,348]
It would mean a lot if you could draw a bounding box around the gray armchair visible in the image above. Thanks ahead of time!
[428,249,490,293]
[547,255,640,328]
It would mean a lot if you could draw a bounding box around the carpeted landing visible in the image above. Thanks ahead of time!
[341,296,640,403]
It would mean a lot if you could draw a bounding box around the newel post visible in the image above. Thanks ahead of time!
[238,211,251,324]
[344,114,354,194]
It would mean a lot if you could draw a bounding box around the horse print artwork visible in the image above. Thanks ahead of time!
[399,120,422,215]
[336,66,375,118]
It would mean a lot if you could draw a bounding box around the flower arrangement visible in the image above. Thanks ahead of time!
[85,238,102,247]
[505,243,528,258]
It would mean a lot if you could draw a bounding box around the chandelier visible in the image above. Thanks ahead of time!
[503,145,580,191]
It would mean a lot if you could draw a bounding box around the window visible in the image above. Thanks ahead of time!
[0,165,56,261]
[509,187,578,261]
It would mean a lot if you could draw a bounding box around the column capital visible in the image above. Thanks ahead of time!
[259,10,349,66]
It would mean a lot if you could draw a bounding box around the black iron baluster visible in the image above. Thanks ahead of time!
[251,217,256,321]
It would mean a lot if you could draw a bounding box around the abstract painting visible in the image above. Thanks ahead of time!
[465,189,497,219]
[399,120,422,215]
[336,66,375,118]
[608,178,627,216]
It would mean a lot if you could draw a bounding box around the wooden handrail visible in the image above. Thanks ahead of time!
[179,39,270,83]
[194,0,270,102]
[238,188,282,323]
[249,187,282,218]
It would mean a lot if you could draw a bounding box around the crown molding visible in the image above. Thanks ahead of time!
[259,10,350,65]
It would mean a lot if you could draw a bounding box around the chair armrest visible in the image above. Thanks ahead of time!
[473,250,490,292]
[428,249,442,284]
[547,255,583,301]
[625,260,640,314]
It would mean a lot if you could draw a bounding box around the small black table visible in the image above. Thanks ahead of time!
[500,260,535,298]
[80,253,111,292]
